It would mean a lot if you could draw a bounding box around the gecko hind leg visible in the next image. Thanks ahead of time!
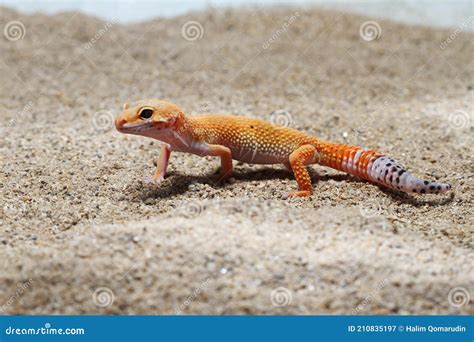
[287,144,317,198]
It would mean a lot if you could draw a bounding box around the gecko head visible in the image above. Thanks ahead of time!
[115,99,185,136]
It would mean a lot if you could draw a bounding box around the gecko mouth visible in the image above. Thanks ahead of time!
[116,120,154,133]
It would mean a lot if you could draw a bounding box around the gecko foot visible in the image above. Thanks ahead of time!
[144,174,165,185]
[285,190,312,198]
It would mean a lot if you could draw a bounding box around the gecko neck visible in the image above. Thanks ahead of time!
[149,114,199,152]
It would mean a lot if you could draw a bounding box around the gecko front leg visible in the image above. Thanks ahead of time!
[204,144,233,182]
[153,144,171,184]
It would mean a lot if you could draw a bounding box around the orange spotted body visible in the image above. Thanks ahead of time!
[115,99,451,197]
[190,115,313,164]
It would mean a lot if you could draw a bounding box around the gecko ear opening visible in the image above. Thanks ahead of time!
[123,102,130,111]
[173,111,186,124]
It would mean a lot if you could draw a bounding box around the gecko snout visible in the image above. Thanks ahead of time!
[115,117,127,131]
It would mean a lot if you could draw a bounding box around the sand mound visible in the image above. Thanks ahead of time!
[0,6,472,314]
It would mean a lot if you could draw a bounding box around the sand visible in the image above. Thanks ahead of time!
[0,6,472,315]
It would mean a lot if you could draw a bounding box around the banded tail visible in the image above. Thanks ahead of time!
[315,141,451,194]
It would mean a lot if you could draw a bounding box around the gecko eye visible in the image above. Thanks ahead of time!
[139,108,154,119]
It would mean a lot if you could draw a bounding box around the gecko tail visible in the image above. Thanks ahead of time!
[316,142,452,194]
[361,154,452,194]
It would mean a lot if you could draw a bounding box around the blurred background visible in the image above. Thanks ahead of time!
[0,0,473,29]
